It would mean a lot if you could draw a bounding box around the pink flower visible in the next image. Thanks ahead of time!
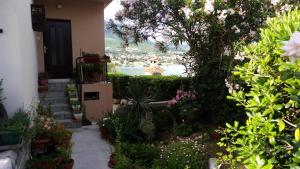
[175,95,181,101]
[177,90,183,95]
[168,98,178,107]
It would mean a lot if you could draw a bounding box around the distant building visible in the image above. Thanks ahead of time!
[144,56,165,75]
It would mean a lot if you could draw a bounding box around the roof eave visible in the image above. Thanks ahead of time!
[104,0,112,8]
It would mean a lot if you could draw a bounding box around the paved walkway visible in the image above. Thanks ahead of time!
[72,125,111,169]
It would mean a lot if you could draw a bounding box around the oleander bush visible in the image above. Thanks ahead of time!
[218,10,300,168]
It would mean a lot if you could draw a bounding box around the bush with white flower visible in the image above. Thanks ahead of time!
[153,140,207,169]
[218,10,300,168]
[108,0,299,124]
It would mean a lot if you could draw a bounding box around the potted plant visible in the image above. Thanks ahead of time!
[108,153,117,168]
[97,117,109,140]
[57,143,74,169]
[82,52,100,63]
[71,104,80,112]
[51,125,71,146]
[66,84,77,97]
[0,110,30,146]
[27,155,57,169]
[73,112,83,121]
[69,98,79,104]
[31,116,56,154]
[38,72,48,86]
[51,125,74,169]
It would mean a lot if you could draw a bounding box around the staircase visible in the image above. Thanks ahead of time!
[39,79,81,128]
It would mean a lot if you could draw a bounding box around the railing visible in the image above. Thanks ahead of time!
[75,54,111,102]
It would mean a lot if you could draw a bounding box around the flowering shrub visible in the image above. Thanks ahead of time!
[218,10,300,168]
[153,140,207,169]
[168,89,196,107]
[168,89,201,136]
[33,116,56,139]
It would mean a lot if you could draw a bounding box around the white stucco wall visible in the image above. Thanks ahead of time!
[0,0,38,117]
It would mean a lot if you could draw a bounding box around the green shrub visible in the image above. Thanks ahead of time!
[140,118,156,141]
[108,74,190,100]
[153,140,207,169]
[100,108,146,143]
[152,108,174,136]
[169,97,202,136]
[113,155,132,169]
[120,143,159,167]
[219,10,300,168]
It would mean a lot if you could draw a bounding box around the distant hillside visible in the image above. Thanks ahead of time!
[105,23,189,53]
[105,22,189,67]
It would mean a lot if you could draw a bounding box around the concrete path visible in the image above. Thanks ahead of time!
[71,125,111,169]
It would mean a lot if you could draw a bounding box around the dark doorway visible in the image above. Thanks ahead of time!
[43,19,73,78]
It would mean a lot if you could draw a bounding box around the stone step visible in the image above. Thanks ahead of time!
[43,97,68,105]
[48,79,71,84]
[50,103,70,112]
[53,111,73,120]
[39,91,67,99]
[56,119,82,129]
[48,84,67,92]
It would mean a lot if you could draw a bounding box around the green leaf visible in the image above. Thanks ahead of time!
[279,119,285,132]
[268,136,276,146]
[295,128,300,142]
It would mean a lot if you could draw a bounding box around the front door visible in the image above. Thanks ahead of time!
[44,19,72,78]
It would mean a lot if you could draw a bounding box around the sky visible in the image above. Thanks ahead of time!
[104,0,122,20]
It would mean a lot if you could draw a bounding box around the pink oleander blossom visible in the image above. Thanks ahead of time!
[168,89,197,107]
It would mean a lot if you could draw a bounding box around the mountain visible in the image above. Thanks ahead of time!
[105,22,189,66]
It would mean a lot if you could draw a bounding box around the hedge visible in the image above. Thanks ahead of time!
[108,74,191,101]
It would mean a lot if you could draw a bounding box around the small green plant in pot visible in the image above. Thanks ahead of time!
[38,72,48,86]
[57,142,74,169]
[69,98,79,105]
[26,155,57,169]
[66,84,77,97]
[0,110,30,145]
[98,115,110,140]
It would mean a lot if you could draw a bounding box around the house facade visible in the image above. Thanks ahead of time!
[0,0,111,117]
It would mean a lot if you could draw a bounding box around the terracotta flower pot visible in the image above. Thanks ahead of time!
[210,131,220,141]
[108,154,117,168]
[38,85,48,93]
[34,161,54,169]
[39,79,48,86]
[63,159,74,169]
[83,55,100,63]
[100,127,109,140]
[31,137,51,154]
